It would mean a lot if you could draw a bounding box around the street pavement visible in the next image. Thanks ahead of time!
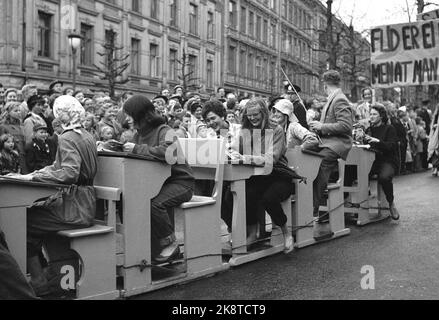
[134,171,439,300]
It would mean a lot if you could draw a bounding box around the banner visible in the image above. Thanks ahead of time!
[370,20,439,88]
[417,9,439,21]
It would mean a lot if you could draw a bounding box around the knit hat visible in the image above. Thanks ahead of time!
[123,95,155,122]
[273,99,298,122]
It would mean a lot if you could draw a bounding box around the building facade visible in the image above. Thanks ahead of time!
[0,0,370,100]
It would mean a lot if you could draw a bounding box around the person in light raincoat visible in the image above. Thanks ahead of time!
[8,95,98,296]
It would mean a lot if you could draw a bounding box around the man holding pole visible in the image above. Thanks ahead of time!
[308,70,354,222]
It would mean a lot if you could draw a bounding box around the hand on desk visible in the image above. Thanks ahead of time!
[123,143,136,153]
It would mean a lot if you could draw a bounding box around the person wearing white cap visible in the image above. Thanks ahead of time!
[269,99,319,149]
[7,95,98,296]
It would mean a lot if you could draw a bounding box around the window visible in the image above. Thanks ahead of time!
[206,59,213,88]
[169,49,178,80]
[131,38,140,75]
[256,56,262,80]
[170,0,177,26]
[240,7,246,33]
[249,11,255,37]
[281,30,287,52]
[132,0,140,13]
[239,49,246,76]
[271,23,276,48]
[104,29,116,68]
[229,1,237,29]
[263,20,268,44]
[80,24,93,66]
[149,43,159,78]
[207,11,214,39]
[151,0,158,20]
[228,46,236,73]
[282,0,288,18]
[247,53,254,79]
[256,16,262,39]
[38,12,52,58]
[189,3,198,35]
[188,55,197,80]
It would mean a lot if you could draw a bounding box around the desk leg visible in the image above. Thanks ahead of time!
[230,181,247,256]
[120,196,152,297]
[0,207,27,274]
[294,182,315,248]
[356,163,373,225]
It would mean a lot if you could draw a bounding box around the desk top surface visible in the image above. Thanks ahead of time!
[0,177,68,189]
[98,151,166,163]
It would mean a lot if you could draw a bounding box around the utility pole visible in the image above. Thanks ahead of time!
[326,0,336,70]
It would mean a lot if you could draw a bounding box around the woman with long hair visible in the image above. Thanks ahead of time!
[236,98,294,254]
[365,104,400,220]
[123,95,195,263]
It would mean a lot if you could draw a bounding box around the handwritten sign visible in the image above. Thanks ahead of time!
[370,20,439,88]
[417,9,439,21]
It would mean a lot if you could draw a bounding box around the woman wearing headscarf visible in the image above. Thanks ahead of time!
[7,95,98,296]
[268,99,319,149]
[122,95,194,263]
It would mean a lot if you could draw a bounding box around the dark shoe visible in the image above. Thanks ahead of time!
[154,242,180,264]
[389,204,400,221]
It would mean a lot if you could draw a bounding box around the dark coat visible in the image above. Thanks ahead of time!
[367,123,400,173]
[24,138,55,173]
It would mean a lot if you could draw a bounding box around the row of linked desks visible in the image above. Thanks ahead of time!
[0,144,391,299]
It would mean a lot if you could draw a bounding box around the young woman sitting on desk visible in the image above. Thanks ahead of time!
[234,98,295,254]
[365,104,400,220]
[122,95,195,263]
[7,95,98,296]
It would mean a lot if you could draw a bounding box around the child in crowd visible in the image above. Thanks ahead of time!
[0,134,21,175]
[96,126,115,151]
[226,110,239,125]
[120,116,136,144]
[24,124,54,173]
[97,103,122,140]
[83,112,99,141]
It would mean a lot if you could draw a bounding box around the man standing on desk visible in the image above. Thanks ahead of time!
[8,95,97,296]
[309,70,354,223]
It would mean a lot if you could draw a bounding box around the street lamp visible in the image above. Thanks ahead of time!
[67,33,82,91]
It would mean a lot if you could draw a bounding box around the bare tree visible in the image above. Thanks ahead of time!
[94,29,130,99]
[177,49,202,94]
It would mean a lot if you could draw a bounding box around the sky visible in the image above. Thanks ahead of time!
[328,0,439,34]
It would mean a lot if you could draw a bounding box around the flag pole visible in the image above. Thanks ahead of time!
[280,66,308,114]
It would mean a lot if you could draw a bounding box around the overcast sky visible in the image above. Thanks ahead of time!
[329,0,439,33]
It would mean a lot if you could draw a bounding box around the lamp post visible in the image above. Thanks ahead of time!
[67,33,82,91]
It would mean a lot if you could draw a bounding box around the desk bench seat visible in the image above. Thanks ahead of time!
[180,196,216,209]
[58,225,114,238]
[53,186,121,300]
